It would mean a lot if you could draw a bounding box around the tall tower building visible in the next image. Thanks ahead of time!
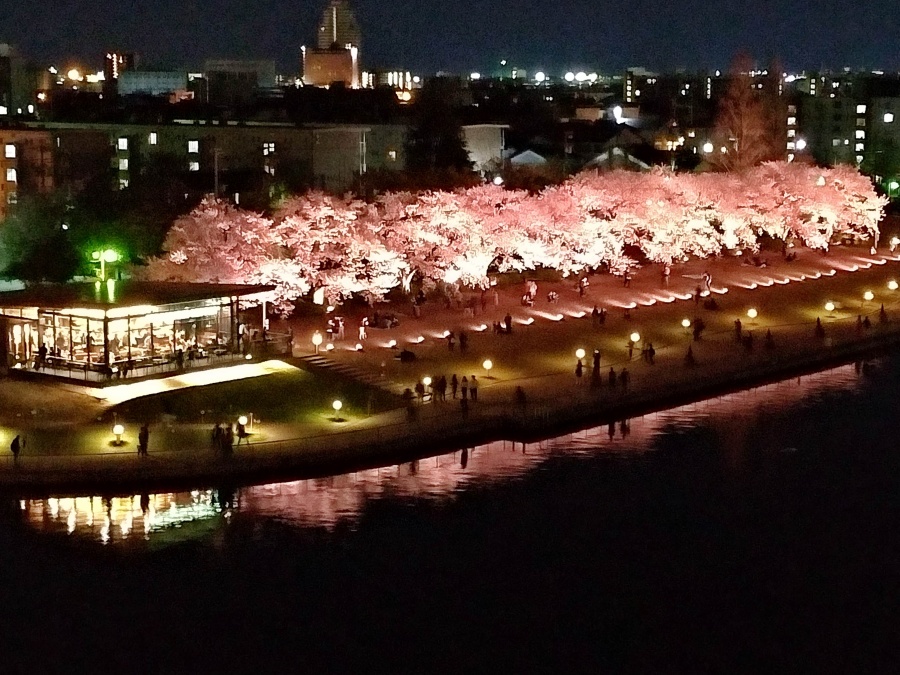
[316,0,361,51]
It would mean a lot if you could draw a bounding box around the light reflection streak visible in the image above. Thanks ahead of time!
[18,363,865,542]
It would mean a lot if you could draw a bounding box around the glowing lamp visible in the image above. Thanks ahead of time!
[332,400,343,412]
[325,343,335,351]
[630,332,640,344]
[524,317,535,325]
[355,343,363,351]
[415,336,425,344]
[681,318,691,328]
[492,176,504,186]
[102,249,119,263]
[889,281,899,291]
[747,308,758,319]
[864,291,875,302]
[575,348,586,360]
[483,359,493,374]
[825,302,835,312]
[387,339,397,348]
[245,354,253,360]
[441,330,451,338]
[112,424,124,443]
[237,415,248,426]
[312,330,323,354]
[422,376,432,387]
[892,237,900,247]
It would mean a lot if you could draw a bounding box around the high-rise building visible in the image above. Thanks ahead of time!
[103,52,136,94]
[316,0,361,51]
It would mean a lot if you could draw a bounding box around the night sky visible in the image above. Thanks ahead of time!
[5,0,899,75]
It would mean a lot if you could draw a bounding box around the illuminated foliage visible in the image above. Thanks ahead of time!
[143,163,886,313]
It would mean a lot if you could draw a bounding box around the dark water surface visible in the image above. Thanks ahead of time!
[2,359,900,672]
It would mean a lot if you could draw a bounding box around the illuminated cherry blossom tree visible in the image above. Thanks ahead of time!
[143,163,886,314]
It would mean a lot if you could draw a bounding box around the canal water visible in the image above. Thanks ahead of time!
[2,358,900,672]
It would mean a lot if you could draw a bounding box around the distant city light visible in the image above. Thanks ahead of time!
[534,71,546,83]
[702,142,714,153]
[470,72,481,81]
[564,72,575,82]
[66,68,82,81]
[795,138,807,151]
[492,175,503,186]
[575,72,588,82]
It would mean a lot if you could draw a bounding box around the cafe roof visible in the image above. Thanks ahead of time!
[0,281,274,310]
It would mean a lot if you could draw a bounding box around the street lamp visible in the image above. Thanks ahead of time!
[747,308,758,320]
[864,291,875,302]
[889,281,899,291]
[483,359,493,377]
[825,301,836,313]
[237,415,248,427]
[575,348,586,360]
[112,423,124,445]
[332,400,342,413]
[311,330,323,354]
[630,332,641,344]
[91,248,119,281]
[681,319,691,328]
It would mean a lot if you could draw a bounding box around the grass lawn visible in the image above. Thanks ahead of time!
[109,368,399,426]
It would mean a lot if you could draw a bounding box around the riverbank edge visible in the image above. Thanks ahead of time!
[1,331,898,497]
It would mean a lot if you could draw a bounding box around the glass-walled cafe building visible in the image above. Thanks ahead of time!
[0,281,276,382]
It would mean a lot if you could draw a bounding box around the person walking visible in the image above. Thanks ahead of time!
[470,376,478,402]
[138,424,149,457]
[575,359,584,384]
[437,375,448,402]
[592,306,600,328]
[235,420,249,446]
[734,319,743,342]
[815,317,825,338]
[623,271,631,288]
[608,367,617,387]
[10,435,21,461]
[461,376,469,400]
[447,331,456,352]
[451,374,459,399]
[504,313,513,333]
[662,264,671,287]
[647,343,656,365]
[358,317,369,340]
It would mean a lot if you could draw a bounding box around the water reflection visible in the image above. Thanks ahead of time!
[17,363,865,544]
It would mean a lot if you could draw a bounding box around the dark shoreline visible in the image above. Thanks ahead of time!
[1,328,898,499]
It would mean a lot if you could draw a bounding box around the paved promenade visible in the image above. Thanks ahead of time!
[2,244,900,492]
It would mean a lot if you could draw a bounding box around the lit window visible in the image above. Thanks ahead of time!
[188,140,199,154]
[788,105,797,114]
[4,144,15,159]
[118,158,129,171]
[787,153,795,162]
[857,118,866,127]
[787,141,796,150]
[856,130,866,139]
[388,150,397,161]
[117,137,128,151]
[149,132,158,145]
[856,143,865,151]
[0,106,7,115]
[856,155,864,163]
[263,142,275,156]
[885,112,895,124]
[787,129,796,138]
[844,139,850,146]
[6,192,16,204]
[6,168,16,183]
[857,104,867,114]
[832,139,841,147]
[188,161,199,172]
[119,178,129,189]
[787,117,796,126]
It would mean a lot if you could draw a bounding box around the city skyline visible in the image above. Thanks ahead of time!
[4,0,899,75]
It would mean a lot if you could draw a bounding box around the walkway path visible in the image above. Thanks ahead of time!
[2,244,900,491]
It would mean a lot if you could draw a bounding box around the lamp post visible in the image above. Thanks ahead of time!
[112,423,124,445]
[483,359,493,378]
[91,249,119,281]
[311,330,323,354]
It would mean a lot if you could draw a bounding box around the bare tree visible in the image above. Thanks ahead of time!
[709,53,781,172]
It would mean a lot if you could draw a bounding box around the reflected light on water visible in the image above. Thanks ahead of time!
[19,363,865,544]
